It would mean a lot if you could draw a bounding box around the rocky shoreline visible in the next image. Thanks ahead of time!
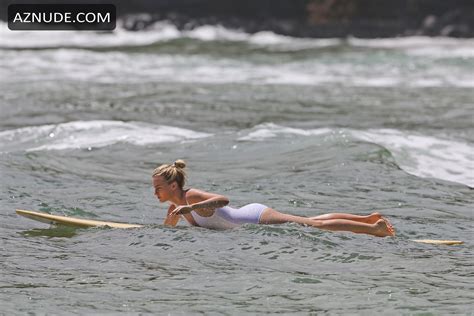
[2,0,473,38]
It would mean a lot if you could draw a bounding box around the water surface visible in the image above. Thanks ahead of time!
[1,22,473,314]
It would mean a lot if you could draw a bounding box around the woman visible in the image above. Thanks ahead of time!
[152,160,395,237]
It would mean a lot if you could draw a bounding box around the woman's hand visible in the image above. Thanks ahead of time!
[170,205,193,216]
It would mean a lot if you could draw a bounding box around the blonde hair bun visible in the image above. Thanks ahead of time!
[152,159,187,189]
[174,159,186,169]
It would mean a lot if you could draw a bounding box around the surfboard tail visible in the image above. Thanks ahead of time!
[412,239,464,245]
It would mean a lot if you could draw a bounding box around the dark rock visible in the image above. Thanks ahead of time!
[441,24,470,38]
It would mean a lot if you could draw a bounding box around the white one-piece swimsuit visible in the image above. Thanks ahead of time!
[189,203,268,230]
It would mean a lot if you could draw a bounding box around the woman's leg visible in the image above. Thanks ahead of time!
[259,208,394,237]
[310,212,382,224]
[310,213,395,231]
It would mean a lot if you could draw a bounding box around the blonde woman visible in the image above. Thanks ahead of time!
[152,160,395,237]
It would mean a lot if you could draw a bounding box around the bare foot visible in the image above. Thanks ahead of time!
[365,212,383,224]
[381,217,395,236]
[372,219,395,237]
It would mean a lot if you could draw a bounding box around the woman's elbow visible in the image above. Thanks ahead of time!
[219,196,230,206]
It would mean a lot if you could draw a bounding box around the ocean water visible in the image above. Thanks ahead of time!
[0,21,473,314]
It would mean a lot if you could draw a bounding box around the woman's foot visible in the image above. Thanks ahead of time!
[372,219,395,237]
[381,217,395,235]
[365,212,383,224]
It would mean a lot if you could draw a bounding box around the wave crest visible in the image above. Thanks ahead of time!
[0,120,211,152]
[239,123,473,187]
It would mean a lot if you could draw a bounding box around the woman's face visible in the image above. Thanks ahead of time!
[152,175,175,203]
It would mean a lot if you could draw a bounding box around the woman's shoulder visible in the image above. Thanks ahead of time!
[185,188,227,202]
[185,188,210,199]
[184,188,202,204]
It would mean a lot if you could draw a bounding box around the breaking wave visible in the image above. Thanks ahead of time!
[239,123,473,187]
[0,120,211,152]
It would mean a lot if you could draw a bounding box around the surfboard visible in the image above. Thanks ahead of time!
[412,239,464,245]
[15,210,466,244]
[16,209,143,229]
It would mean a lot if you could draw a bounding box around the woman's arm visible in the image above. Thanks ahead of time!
[170,189,229,217]
[190,195,229,216]
[163,204,180,227]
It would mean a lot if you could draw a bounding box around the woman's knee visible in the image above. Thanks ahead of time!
[259,208,292,224]
[259,208,309,225]
[309,219,324,227]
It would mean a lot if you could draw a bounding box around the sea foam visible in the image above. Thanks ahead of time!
[239,123,473,187]
[0,120,211,152]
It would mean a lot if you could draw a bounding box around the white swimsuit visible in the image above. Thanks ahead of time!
[189,203,268,230]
